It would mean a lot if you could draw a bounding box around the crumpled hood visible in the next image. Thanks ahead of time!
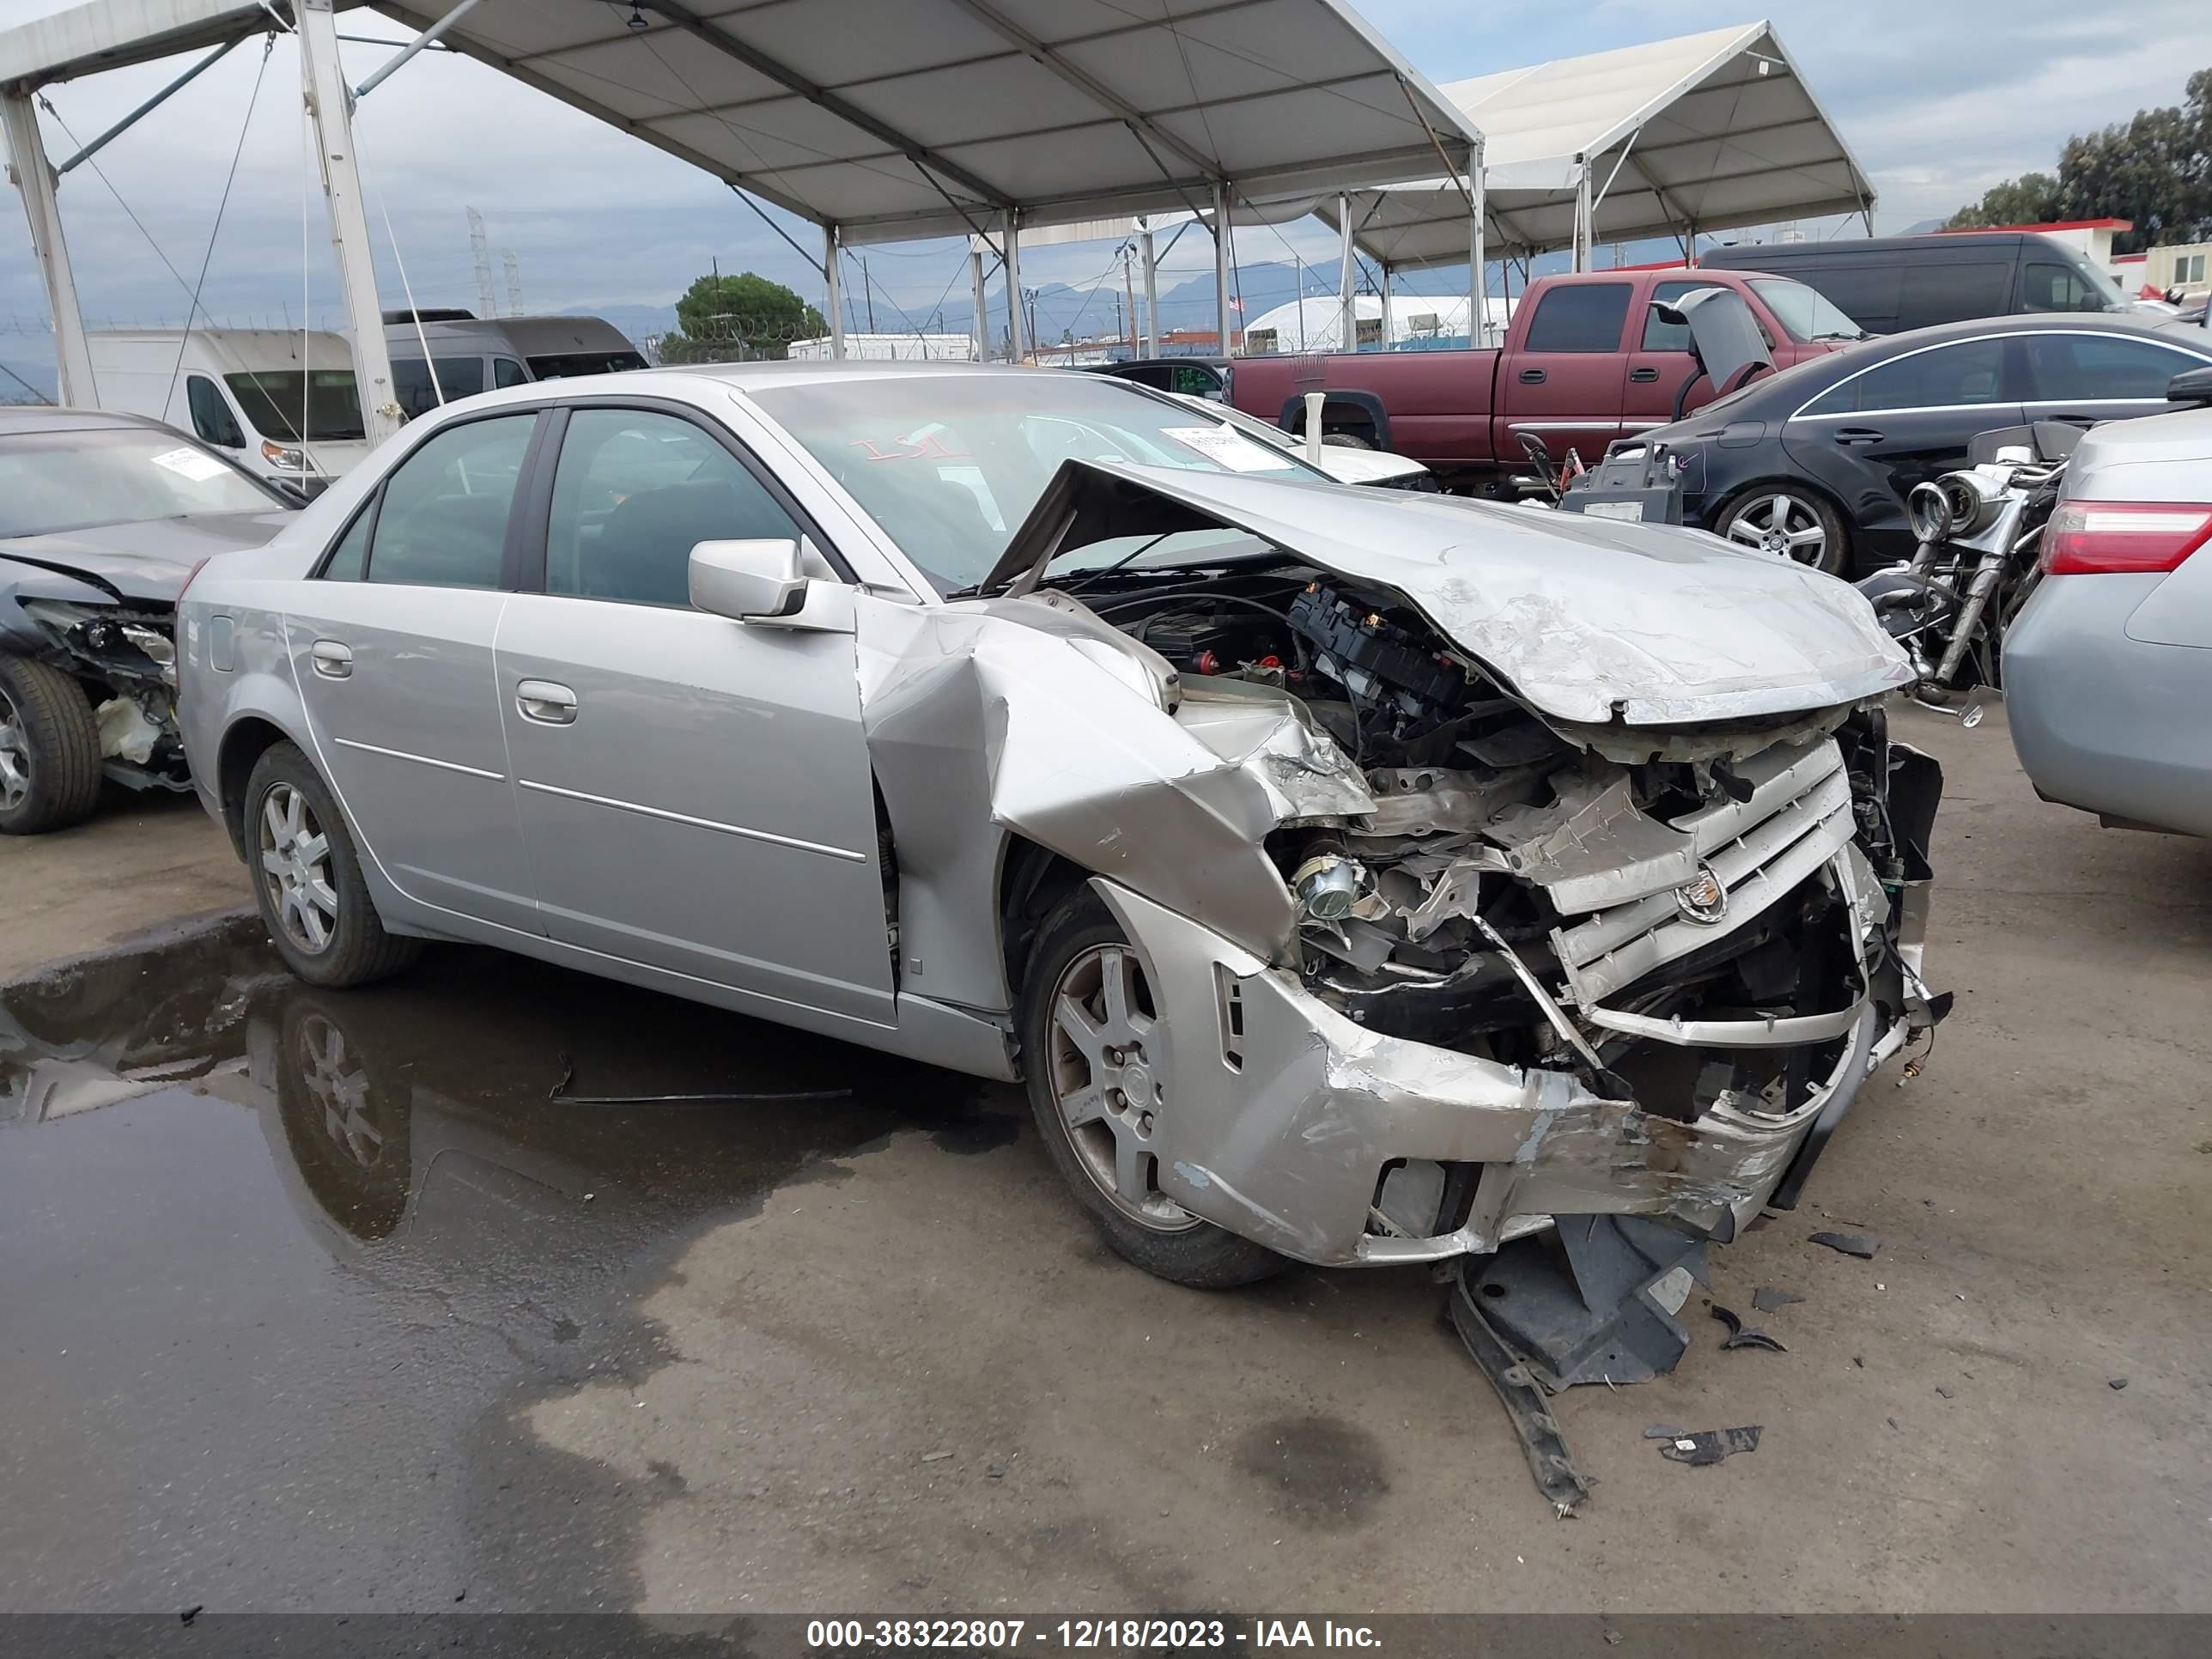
[990,460,1911,726]
[0,511,292,603]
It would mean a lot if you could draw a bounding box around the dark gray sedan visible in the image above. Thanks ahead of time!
[0,406,293,833]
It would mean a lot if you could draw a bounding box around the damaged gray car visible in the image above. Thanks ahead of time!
[0,407,295,833]
[174,363,1946,1291]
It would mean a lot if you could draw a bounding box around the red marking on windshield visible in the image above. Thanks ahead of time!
[847,434,974,462]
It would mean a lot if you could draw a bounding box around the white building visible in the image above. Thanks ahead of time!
[787,332,978,362]
[1237,293,1514,355]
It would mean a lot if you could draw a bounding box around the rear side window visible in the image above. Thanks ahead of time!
[187,376,245,449]
[1803,339,2008,416]
[392,356,489,421]
[350,413,537,589]
[544,409,802,608]
[1896,261,2010,330]
[1639,281,1710,351]
[1522,283,1632,352]
[2025,333,2206,401]
[494,357,530,388]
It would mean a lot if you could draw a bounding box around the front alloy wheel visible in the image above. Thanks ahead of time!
[1047,941,1194,1233]
[1721,489,1844,574]
[0,687,29,817]
[258,781,339,955]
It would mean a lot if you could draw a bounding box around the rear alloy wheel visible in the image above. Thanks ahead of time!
[1019,890,1284,1288]
[259,781,341,957]
[244,741,421,988]
[0,655,103,836]
[1717,488,1848,575]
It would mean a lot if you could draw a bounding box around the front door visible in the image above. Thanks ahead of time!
[494,404,895,1022]
[286,410,542,935]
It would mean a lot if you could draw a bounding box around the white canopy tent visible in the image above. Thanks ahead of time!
[1309,21,1873,343]
[2,0,1485,420]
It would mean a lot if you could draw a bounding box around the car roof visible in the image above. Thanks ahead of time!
[1705,231,2050,258]
[0,404,174,435]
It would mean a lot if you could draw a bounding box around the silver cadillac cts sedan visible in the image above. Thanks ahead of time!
[177,362,1946,1288]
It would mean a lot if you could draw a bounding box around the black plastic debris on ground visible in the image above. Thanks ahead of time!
[1710,1303,1788,1352]
[1809,1230,1881,1258]
[1462,1215,1710,1390]
[1446,1276,1592,1517]
[1658,1425,1761,1467]
[1752,1285,1805,1312]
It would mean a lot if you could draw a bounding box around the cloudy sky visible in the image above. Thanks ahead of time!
[2,0,2208,356]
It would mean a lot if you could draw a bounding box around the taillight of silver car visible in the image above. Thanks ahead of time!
[2041,501,2212,576]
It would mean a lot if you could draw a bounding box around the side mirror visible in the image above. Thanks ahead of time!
[271,479,313,508]
[689,538,807,620]
[2168,365,2212,407]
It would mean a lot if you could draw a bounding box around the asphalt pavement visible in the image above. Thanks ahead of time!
[1,706,2205,1613]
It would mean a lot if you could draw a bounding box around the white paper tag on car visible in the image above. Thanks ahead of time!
[1162,425,1292,473]
[149,446,230,483]
[1580,500,1645,523]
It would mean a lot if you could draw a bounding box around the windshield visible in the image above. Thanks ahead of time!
[750,372,1322,592]
[0,427,276,538]
[226,370,367,442]
[1747,277,1868,343]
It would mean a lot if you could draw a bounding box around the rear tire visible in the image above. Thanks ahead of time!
[1714,485,1850,576]
[0,654,103,836]
[244,741,421,988]
[1018,888,1285,1289]
[1321,431,1373,450]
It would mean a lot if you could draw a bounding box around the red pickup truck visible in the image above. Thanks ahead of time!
[1228,268,1862,486]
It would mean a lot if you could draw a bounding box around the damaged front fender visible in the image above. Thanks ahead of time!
[854,590,1369,1013]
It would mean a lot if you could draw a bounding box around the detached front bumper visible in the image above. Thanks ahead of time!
[1098,871,1910,1269]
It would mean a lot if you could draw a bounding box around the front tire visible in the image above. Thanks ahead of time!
[244,741,421,988]
[1715,486,1850,576]
[1018,889,1285,1289]
[0,655,103,836]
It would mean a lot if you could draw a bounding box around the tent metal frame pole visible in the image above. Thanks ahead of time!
[1139,220,1158,358]
[1336,191,1355,353]
[2,91,93,405]
[1573,155,1592,273]
[352,0,483,102]
[823,223,845,358]
[1378,259,1392,347]
[1212,181,1232,354]
[1470,137,1488,344]
[298,0,400,446]
[969,246,988,361]
[56,39,240,176]
[1003,210,1024,361]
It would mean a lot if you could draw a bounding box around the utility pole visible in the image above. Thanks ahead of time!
[502,249,524,316]
[860,253,876,332]
[1121,241,1138,356]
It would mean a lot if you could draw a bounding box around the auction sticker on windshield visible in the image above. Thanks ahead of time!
[149,446,231,483]
[1160,425,1295,473]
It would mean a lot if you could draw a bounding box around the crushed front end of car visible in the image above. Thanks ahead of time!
[9,592,189,792]
[935,462,1948,1296]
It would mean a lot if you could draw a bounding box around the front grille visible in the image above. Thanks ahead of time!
[1551,739,1856,1005]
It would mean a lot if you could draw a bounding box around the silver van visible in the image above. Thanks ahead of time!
[382,313,648,420]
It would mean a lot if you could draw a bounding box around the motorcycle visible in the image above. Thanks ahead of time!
[1854,419,2086,715]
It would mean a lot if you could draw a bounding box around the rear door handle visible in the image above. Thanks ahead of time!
[1628,367,1660,383]
[515,679,578,726]
[310,639,352,679]
[1517,367,1547,385]
[1833,426,1885,446]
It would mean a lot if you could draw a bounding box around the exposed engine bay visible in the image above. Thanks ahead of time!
[17,598,189,789]
[1064,557,1944,1236]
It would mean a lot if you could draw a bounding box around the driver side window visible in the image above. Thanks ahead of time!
[544,409,803,608]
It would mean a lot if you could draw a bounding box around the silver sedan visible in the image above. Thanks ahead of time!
[2005,404,2212,836]
[178,362,1944,1291]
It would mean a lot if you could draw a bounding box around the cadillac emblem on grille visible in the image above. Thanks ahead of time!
[1674,864,1729,926]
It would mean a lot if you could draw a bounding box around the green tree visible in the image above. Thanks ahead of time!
[1948,70,2212,254]
[673,270,826,359]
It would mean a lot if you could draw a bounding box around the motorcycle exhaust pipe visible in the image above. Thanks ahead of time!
[1930,550,2008,686]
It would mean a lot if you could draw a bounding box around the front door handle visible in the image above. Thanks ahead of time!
[1518,367,1547,385]
[311,640,352,679]
[515,679,578,726]
[1833,426,1885,446]
[1629,366,1660,383]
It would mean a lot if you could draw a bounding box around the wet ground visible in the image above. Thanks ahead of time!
[1,707,2207,1613]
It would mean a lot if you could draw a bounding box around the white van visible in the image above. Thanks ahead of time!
[87,329,374,492]
[383,313,647,420]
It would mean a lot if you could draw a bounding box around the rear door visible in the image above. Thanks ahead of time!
[2019,330,2212,428]
[492,401,895,1021]
[285,409,544,935]
[1781,334,2023,558]
[1498,280,1633,465]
